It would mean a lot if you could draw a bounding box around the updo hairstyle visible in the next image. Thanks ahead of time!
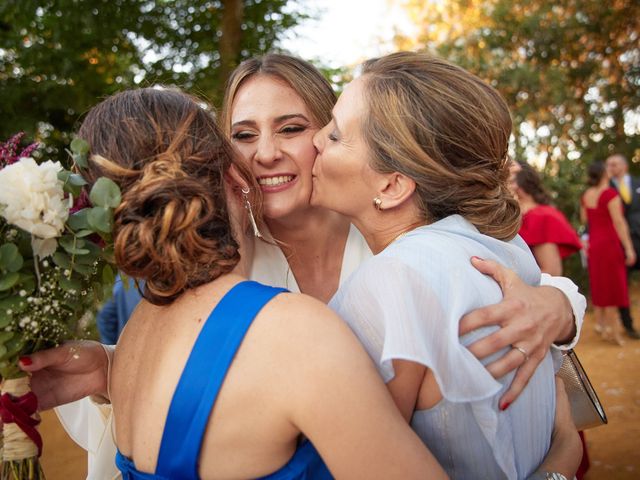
[360,52,520,241]
[220,53,337,133]
[78,87,257,305]
[515,162,552,205]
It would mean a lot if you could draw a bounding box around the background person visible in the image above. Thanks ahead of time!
[95,275,141,344]
[581,161,636,346]
[513,162,582,275]
[606,153,640,339]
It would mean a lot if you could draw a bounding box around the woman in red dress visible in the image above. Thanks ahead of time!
[513,162,590,480]
[513,163,582,275]
[581,161,636,346]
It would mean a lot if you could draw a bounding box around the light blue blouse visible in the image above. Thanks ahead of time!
[330,215,560,480]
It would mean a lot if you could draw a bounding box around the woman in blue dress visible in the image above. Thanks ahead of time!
[312,52,583,479]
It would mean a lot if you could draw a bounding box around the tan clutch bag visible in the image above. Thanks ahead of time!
[558,349,607,430]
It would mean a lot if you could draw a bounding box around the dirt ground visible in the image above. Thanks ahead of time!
[37,304,640,479]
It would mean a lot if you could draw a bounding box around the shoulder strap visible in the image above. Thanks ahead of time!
[155,281,287,479]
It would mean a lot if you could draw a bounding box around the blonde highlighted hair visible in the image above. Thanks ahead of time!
[361,52,520,241]
[220,53,336,133]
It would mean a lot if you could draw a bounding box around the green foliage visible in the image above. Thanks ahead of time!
[0,0,306,162]
[0,146,121,378]
[398,0,640,290]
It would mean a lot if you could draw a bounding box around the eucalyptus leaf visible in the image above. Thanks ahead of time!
[52,251,72,269]
[75,229,94,238]
[87,207,112,233]
[0,296,27,313]
[0,272,20,291]
[68,173,88,186]
[102,264,116,285]
[0,345,6,359]
[59,235,90,255]
[70,138,89,155]
[0,308,12,328]
[90,178,121,208]
[68,209,91,231]
[0,336,25,362]
[58,170,84,197]
[72,263,94,275]
[73,153,88,169]
[0,243,23,272]
[0,331,14,345]
[60,276,82,293]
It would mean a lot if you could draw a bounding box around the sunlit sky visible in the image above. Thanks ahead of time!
[279,0,415,68]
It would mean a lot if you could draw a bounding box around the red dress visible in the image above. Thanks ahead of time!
[583,187,629,307]
[520,204,582,258]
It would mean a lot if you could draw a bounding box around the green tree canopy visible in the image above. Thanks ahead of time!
[397,0,640,172]
[0,0,304,157]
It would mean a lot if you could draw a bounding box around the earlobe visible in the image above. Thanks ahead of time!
[379,172,416,209]
[227,164,250,191]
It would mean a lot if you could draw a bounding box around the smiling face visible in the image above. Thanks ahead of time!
[230,75,321,222]
[312,77,383,221]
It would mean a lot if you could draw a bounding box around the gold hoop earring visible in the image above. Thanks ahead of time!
[242,187,263,238]
[373,197,383,211]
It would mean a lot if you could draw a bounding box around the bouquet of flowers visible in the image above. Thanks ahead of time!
[0,133,120,479]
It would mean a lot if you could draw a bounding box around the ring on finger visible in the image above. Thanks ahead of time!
[512,345,529,362]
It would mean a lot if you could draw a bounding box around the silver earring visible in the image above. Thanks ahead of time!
[242,187,262,238]
[373,197,383,211]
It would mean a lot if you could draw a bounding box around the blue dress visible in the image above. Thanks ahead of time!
[115,280,333,480]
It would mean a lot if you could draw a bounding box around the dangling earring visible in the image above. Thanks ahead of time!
[242,187,262,238]
[373,197,383,211]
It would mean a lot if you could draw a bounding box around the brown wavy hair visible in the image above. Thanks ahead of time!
[220,53,336,134]
[515,162,552,205]
[360,52,521,241]
[78,87,258,305]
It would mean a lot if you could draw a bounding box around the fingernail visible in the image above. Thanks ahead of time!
[19,356,32,366]
[471,256,484,261]
[499,401,510,411]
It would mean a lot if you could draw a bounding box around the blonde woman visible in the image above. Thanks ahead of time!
[312,52,582,479]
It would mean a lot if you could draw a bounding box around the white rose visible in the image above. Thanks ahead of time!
[0,157,70,251]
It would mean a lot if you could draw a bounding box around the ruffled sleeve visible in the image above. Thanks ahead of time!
[520,205,582,258]
[601,187,620,205]
[330,256,502,403]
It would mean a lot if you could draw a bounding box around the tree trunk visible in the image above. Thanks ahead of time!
[219,0,244,90]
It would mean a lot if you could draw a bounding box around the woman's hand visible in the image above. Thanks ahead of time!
[625,246,636,267]
[459,257,576,409]
[18,340,111,410]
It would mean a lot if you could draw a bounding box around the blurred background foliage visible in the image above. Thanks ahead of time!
[0,0,305,159]
[2,0,639,289]
[395,0,640,289]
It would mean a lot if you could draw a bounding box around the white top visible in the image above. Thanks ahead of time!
[56,221,585,479]
[249,224,371,292]
[330,215,564,479]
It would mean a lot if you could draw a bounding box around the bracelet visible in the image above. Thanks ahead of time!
[527,472,568,480]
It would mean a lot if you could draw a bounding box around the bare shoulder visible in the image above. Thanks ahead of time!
[252,291,371,370]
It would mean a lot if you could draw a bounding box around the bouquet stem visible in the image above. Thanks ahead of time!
[0,377,45,480]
